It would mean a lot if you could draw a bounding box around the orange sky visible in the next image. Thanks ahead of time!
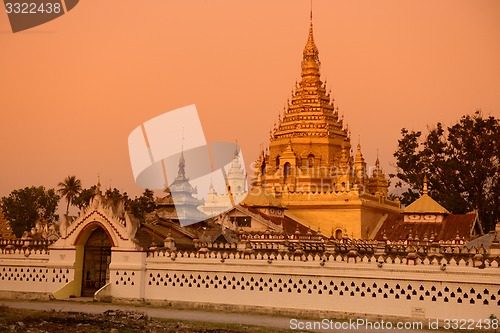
[1,0,499,212]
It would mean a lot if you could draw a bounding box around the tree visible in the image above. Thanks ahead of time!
[58,176,82,215]
[391,111,499,231]
[129,189,157,220]
[103,188,157,221]
[0,186,60,237]
[105,188,128,207]
[73,185,97,209]
[68,185,157,222]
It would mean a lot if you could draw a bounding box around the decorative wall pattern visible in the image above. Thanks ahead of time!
[0,263,73,294]
[0,237,498,321]
[144,270,499,306]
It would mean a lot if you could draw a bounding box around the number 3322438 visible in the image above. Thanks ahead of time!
[5,2,62,14]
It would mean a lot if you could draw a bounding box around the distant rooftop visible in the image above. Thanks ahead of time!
[403,176,450,214]
[403,194,450,214]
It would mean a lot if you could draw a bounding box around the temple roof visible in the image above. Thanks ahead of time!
[139,221,202,250]
[198,226,239,244]
[403,194,450,214]
[156,152,207,223]
[374,212,479,242]
[403,177,450,214]
[244,206,317,236]
[240,186,285,208]
[168,151,198,195]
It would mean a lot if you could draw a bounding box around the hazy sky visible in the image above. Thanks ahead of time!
[1,0,499,212]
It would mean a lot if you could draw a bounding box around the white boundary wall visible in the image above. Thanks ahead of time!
[1,242,499,321]
[138,257,498,320]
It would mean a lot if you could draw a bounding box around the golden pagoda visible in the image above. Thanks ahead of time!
[252,11,400,239]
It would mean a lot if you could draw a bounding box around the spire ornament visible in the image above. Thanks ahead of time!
[423,175,429,196]
[301,8,320,73]
[178,149,186,179]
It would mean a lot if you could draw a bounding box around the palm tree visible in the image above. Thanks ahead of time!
[58,176,82,215]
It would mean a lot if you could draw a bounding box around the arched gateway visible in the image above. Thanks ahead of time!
[48,189,144,298]
[81,226,112,296]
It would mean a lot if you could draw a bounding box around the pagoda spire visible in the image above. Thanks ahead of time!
[256,6,360,195]
[178,150,186,179]
[354,142,366,185]
[270,9,343,141]
[355,142,365,164]
[178,128,186,179]
[301,6,320,77]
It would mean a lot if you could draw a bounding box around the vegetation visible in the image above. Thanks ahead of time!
[105,187,127,206]
[58,175,82,215]
[74,186,157,221]
[391,111,499,231]
[1,174,158,236]
[0,186,60,237]
[73,185,98,209]
[129,189,157,220]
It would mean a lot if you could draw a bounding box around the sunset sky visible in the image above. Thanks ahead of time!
[1,0,499,213]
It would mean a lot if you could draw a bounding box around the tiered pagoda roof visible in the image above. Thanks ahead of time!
[272,12,346,141]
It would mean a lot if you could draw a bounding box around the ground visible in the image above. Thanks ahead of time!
[0,299,453,333]
[0,306,288,333]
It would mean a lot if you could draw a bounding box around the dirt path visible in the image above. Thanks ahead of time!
[0,299,434,332]
[0,299,294,331]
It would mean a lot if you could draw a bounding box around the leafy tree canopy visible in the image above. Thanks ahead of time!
[74,186,156,221]
[105,188,128,207]
[391,111,499,231]
[0,186,60,237]
[103,188,157,220]
[129,189,157,220]
[73,185,97,209]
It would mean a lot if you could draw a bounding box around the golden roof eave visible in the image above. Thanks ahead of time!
[403,194,450,214]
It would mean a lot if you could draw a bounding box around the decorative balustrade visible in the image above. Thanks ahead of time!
[147,239,500,269]
[0,238,53,256]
